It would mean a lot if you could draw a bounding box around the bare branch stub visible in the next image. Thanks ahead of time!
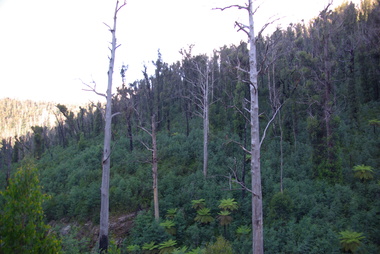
[103,22,112,31]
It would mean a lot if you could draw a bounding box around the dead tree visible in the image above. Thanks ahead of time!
[216,1,279,253]
[135,67,160,221]
[180,49,216,178]
[83,1,126,252]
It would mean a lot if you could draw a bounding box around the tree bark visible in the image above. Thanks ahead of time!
[152,114,159,221]
[217,1,264,252]
[99,1,125,252]
[247,0,264,253]
[203,63,210,178]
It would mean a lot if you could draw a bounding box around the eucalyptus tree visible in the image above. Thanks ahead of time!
[83,1,126,252]
[180,49,217,177]
[134,65,161,221]
[216,0,283,252]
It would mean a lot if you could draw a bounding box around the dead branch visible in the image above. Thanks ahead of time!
[213,4,248,12]
[226,163,262,197]
[81,80,107,98]
[257,16,282,39]
[138,125,152,137]
[235,21,250,37]
[235,65,249,74]
[111,112,121,118]
[260,101,285,148]
[140,140,153,152]
[227,103,250,123]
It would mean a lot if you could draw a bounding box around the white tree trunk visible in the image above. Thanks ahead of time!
[99,1,125,252]
[248,0,264,253]
[203,64,209,178]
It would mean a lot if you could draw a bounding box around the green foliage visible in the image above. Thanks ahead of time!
[191,199,206,210]
[1,2,380,253]
[0,163,62,253]
[108,240,122,254]
[57,225,90,254]
[159,220,176,235]
[217,211,232,226]
[218,198,238,211]
[236,225,251,238]
[339,230,365,253]
[77,132,87,151]
[130,212,170,247]
[126,244,141,253]
[368,119,380,127]
[171,246,188,254]
[187,247,204,254]
[165,208,178,219]
[158,239,177,254]
[194,208,214,224]
[204,236,233,254]
[353,164,374,181]
[269,191,294,221]
[142,241,159,254]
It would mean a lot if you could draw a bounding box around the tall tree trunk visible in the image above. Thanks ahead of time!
[99,1,125,252]
[248,0,264,253]
[152,114,159,221]
[203,64,210,177]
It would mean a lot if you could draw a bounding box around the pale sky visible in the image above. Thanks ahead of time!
[0,0,361,104]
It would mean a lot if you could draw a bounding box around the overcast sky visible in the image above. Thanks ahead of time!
[0,0,361,104]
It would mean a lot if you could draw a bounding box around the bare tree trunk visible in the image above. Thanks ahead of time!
[141,67,161,221]
[247,0,264,253]
[203,64,210,178]
[217,1,264,252]
[152,114,159,221]
[99,1,126,252]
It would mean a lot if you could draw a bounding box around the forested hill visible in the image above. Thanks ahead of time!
[1,1,380,253]
[0,98,81,141]
[0,98,57,140]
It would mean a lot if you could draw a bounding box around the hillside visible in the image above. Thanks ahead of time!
[0,1,380,253]
[0,98,83,141]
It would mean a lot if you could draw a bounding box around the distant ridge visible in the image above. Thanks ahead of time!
[0,98,80,140]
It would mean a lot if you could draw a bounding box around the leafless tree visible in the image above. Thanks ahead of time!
[83,1,126,252]
[180,49,217,177]
[134,67,160,221]
[216,1,280,252]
